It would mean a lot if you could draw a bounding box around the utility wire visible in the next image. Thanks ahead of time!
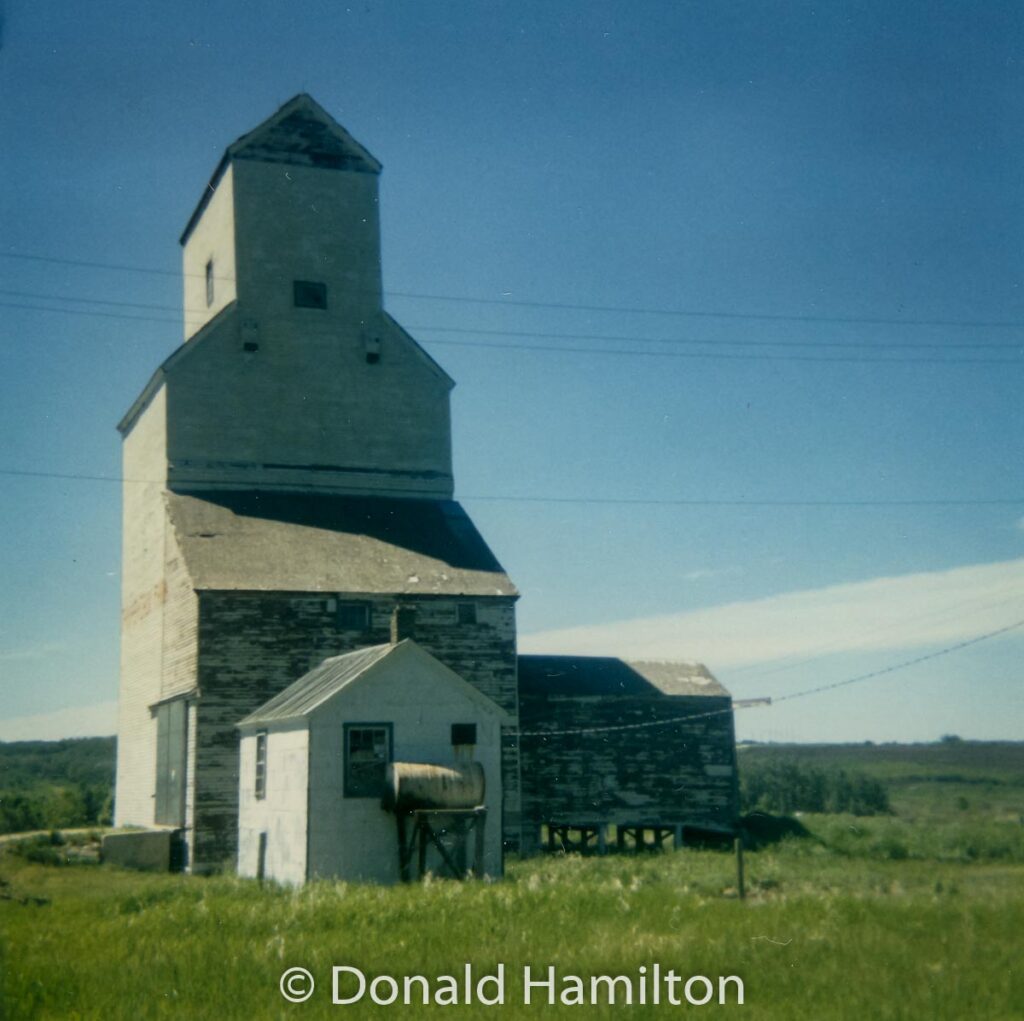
[720,585,1024,680]
[410,324,1024,352]
[426,337,1024,366]
[5,249,1024,330]
[516,616,1024,737]
[4,286,1022,351]
[392,291,1024,331]
[3,301,1021,365]
[0,288,181,314]
[771,616,1024,704]
[1,466,1022,507]
[0,300,186,327]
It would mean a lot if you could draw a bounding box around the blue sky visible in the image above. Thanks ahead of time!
[0,0,1021,743]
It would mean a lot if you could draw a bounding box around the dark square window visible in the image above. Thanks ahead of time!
[451,723,477,746]
[254,731,267,800]
[456,602,477,625]
[293,280,327,309]
[344,724,392,798]
[337,601,370,631]
[205,260,214,307]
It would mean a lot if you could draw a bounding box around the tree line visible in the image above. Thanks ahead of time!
[740,757,890,816]
[0,737,115,834]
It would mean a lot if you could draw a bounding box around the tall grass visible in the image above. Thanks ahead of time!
[2,839,1023,1019]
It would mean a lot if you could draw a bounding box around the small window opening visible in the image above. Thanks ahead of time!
[293,280,327,309]
[451,723,477,746]
[254,731,267,800]
[242,341,259,353]
[205,260,214,307]
[337,601,370,631]
[364,336,381,364]
[457,602,477,626]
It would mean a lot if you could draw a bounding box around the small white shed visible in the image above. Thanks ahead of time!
[236,639,508,885]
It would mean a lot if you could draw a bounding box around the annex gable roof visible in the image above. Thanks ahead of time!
[239,639,510,728]
[518,655,730,698]
[167,490,518,596]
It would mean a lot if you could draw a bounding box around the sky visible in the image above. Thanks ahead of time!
[0,0,1021,744]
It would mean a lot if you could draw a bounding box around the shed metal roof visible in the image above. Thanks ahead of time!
[167,490,517,596]
[239,643,393,726]
[518,655,729,698]
[239,639,511,727]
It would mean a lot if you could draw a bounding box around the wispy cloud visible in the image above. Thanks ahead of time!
[521,558,1024,669]
[0,701,117,742]
[682,565,744,582]
[0,641,65,665]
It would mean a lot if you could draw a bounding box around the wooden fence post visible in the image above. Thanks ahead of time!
[734,836,746,900]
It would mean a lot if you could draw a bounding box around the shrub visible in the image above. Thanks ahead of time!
[741,758,890,816]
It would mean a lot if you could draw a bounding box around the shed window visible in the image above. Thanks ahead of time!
[254,731,267,800]
[344,724,392,798]
[336,601,370,631]
[451,723,477,746]
[456,602,477,626]
[154,700,187,826]
[293,280,327,309]
[205,260,214,307]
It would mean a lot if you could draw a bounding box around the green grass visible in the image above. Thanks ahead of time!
[2,841,1023,1019]
[4,742,1022,1018]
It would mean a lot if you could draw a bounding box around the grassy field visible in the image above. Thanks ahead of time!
[2,741,1022,1019]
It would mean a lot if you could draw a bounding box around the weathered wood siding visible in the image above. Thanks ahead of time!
[116,382,202,831]
[518,692,739,850]
[170,151,454,500]
[192,590,519,870]
[115,384,168,828]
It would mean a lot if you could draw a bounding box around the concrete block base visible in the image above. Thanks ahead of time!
[102,830,175,871]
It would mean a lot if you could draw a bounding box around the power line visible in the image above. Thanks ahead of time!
[461,493,1024,508]
[4,285,1021,351]
[392,291,1024,331]
[4,301,1021,365]
[0,288,181,314]
[0,251,211,282]
[720,585,1024,680]
[771,616,1024,704]
[0,300,184,327]
[518,701,736,737]
[1,466,1023,507]
[5,248,1024,330]
[410,324,1024,353]
[426,337,1024,366]
[517,615,1024,737]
